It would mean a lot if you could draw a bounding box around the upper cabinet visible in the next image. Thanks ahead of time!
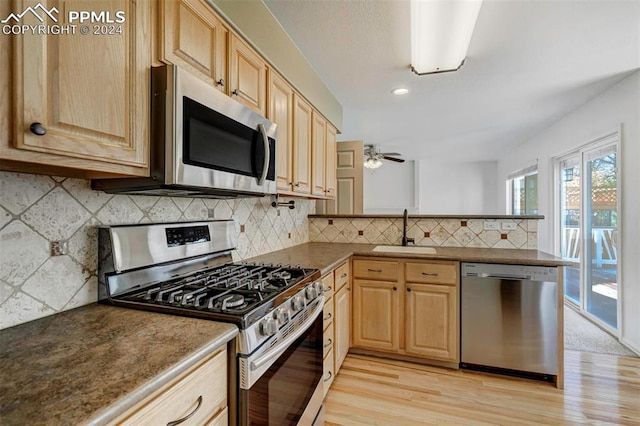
[292,94,313,195]
[268,70,294,192]
[2,0,151,178]
[229,34,267,116]
[325,124,337,197]
[160,0,228,92]
[311,111,327,197]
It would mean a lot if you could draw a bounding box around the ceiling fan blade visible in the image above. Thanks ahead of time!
[383,156,405,163]
[380,152,401,156]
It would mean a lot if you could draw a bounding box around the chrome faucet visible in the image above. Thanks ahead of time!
[402,209,415,246]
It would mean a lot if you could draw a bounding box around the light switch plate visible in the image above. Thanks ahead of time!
[483,221,500,231]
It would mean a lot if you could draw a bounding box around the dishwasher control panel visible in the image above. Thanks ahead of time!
[462,262,558,282]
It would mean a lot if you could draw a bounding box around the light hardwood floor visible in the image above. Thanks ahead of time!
[324,351,640,425]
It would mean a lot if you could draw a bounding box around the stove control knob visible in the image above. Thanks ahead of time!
[260,318,278,336]
[291,295,305,311]
[273,308,290,325]
[305,285,318,300]
[313,281,325,294]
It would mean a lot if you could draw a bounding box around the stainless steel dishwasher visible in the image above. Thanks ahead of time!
[460,263,558,381]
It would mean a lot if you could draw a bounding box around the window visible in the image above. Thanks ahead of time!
[508,165,538,215]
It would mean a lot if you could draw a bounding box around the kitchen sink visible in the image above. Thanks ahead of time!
[372,245,437,254]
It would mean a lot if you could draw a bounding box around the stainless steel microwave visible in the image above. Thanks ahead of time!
[92,64,277,198]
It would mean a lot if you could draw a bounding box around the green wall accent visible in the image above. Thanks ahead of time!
[207,0,343,131]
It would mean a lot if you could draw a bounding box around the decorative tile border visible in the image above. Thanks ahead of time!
[0,172,312,330]
[309,217,538,249]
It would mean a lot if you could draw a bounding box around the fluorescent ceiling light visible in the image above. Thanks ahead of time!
[410,0,483,75]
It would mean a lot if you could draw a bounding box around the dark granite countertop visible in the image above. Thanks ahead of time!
[308,214,545,220]
[246,242,570,273]
[0,304,237,425]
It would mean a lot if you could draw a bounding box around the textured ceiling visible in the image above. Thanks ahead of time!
[263,0,640,162]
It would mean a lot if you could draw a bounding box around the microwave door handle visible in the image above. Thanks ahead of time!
[257,123,270,186]
[250,296,324,371]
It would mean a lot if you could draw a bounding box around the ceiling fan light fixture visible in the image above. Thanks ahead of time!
[364,157,383,169]
[410,0,483,75]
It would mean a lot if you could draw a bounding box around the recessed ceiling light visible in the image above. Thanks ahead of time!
[392,88,409,95]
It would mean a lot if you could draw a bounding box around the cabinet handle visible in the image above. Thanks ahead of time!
[393,286,397,291]
[166,395,203,426]
[324,371,333,382]
[347,286,350,291]
[232,89,239,96]
[324,338,333,348]
[326,286,332,291]
[216,78,225,87]
[29,122,46,136]
[340,273,347,278]
[295,182,300,187]
[367,269,382,273]
[323,313,332,321]
[422,272,439,277]
[407,287,412,292]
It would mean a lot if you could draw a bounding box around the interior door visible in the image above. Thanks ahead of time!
[319,140,364,214]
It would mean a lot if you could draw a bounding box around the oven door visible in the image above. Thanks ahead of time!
[239,298,324,426]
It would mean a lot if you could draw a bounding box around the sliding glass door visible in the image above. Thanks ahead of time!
[556,137,619,331]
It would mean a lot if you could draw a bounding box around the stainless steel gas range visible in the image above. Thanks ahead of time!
[98,220,325,426]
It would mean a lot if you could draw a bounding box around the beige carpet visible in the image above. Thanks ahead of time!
[564,305,637,357]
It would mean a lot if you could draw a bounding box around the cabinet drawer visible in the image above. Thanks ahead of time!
[206,407,228,426]
[353,259,399,281]
[334,262,350,290]
[323,321,334,359]
[321,273,335,299]
[118,349,227,425]
[406,262,458,285]
[323,298,335,330]
[323,348,335,398]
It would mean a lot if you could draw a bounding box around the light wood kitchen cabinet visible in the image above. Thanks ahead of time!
[334,279,351,370]
[113,348,228,425]
[311,111,327,197]
[351,258,460,364]
[324,124,337,198]
[268,71,295,192]
[352,279,400,352]
[322,272,335,398]
[229,34,267,115]
[160,0,228,92]
[292,94,313,195]
[405,283,458,361]
[3,0,150,178]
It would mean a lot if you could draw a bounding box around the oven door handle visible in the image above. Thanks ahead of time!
[257,123,270,186]
[250,297,324,371]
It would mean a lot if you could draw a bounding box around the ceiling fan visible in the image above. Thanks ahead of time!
[364,144,405,169]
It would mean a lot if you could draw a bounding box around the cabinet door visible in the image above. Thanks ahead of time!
[268,71,294,192]
[323,348,335,398]
[405,283,458,361]
[292,94,312,195]
[352,280,399,352]
[311,111,326,197]
[161,0,228,92]
[325,124,337,198]
[334,283,351,370]
[229,34,266,115]
[11,0,150,176]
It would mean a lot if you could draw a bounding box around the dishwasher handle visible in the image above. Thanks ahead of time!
[477,272,532,280]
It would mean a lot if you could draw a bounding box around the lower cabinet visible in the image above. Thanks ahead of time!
[322,261,351,398]
[351,258,460,364]
[112,348,228,425]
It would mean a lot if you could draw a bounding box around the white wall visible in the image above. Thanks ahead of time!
[364,160,417,214]
[417,160,499,215]
[496,71,640,353]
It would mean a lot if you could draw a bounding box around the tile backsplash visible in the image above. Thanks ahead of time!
[0,172,312,330]
[309,217,538,249]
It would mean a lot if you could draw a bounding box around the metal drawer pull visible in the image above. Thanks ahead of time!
[326,286,332,291]
[393,286,397,291]
[323,313,332,321]
[368,269,382,273]
[422,272,439,276]
[166,395,202,426]
[324,338,333,348]
[407,287,412,292]
[340,273,347,278]
[324,371,333,382]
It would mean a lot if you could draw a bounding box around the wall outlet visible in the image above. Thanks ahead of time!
[483,221,500,231]
[501,222,517,231]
